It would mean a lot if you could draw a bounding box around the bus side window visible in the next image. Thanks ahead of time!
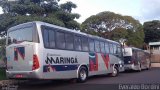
[105,42,110,53]
[65,33,74,50]
[82,37,89,51]
[117,45,121,54]
[89,39,95,52]
[113,44,117,54]
[95,40,100,52]
[74,36,82,51]
[56,32,65,49]
[49,30,55,48]
[117,45,122,58]
[42,29,49,48]
[100,42,105,53]
[109,43,113,54]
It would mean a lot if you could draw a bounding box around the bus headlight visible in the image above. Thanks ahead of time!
[120,65,123,67]
[118,61,124,67]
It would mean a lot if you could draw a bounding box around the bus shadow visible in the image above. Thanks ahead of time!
[18,79,77,90]
[18,69,153,89]
[122,68,151,74]
[18,74,111,89]
[122,70,138,73]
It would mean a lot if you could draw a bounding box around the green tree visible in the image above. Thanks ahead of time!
[0,0,80,37]
[0,38,6,60]
[111,28,128,41]
[81,11,144,48]
[143,20,160,43]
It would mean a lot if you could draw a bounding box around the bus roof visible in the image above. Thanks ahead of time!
[8,21,120,45]
[124,47,141,51]
[8,21,35,32]
[124,47,150,54]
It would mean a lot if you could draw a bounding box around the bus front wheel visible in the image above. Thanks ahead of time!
[77,66,88,83]
[110,65,119,77]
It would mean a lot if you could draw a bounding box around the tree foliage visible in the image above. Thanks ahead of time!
[0,0,80,37]
[81,11,144,48]
[143,20,160,43]
[0,38,6,60]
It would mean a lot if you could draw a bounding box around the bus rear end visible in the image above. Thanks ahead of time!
[6,22,41,79]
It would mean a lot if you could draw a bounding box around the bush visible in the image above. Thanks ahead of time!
[0,68,6,80]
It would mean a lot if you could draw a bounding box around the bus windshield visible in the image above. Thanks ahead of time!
[7,27,34,45]
[124,56,132,64]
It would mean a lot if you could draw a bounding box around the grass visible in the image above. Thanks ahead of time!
[0,69,7,80]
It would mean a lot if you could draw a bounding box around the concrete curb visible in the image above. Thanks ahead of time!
[151,63,160,67]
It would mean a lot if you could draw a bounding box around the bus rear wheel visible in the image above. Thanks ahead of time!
[146,63,151,70]
[138,64,142,72]
[77,66,88,83]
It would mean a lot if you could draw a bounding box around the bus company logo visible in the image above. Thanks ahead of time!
[45,56,78,64]
[14,47,25,61]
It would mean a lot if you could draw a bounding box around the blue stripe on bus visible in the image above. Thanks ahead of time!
[43,65,79,72]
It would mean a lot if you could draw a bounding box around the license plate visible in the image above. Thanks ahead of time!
[15,74,23,78]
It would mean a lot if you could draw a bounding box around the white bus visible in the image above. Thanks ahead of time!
[123,47,151,71]
[6,21,124,82]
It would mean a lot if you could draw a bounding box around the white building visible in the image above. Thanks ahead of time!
[149,42,160,50]
[149,42,160,67]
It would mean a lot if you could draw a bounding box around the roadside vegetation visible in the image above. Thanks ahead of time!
[0,0,159,48]
[0,0,159,80]
[0,68,6,80]
[0,38,6,80]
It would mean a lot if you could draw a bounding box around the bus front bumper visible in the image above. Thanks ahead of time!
[124,64,139,71]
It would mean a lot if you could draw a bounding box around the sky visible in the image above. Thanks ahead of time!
[0,7,3,14]
[0,0,160,24]
[59,0,160,24]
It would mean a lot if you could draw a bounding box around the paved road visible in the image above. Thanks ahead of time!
[4,68,160,90]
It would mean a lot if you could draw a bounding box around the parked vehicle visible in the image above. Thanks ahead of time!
[6,21,124,82]
[123,47,151,71]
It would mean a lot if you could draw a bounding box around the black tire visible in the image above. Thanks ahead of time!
[146,63,151,70]
[77,66,88,83]
[110,66,119,77]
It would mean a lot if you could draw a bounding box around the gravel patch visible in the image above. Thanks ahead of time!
[0,80,28,86]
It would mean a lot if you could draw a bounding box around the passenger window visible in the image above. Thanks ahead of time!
[100,42,105,53]
[49,30,55,48]
[82,37,89,51]
[65,33,74,50]
[95,40,100,52]
[42,26,55,48]
[113,44,117,54]
[89,39,95,52]
[109,43,114,54]
[105,42,110,53]
[42,29,49,48]
[75,36,82,51]
[117,45,122,58]
[117,45,121,54]
[56,32,65,49]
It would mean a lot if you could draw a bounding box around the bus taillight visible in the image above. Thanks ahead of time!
[130,60,134,64]
[131,60,137,65]
[32,54,40,70]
